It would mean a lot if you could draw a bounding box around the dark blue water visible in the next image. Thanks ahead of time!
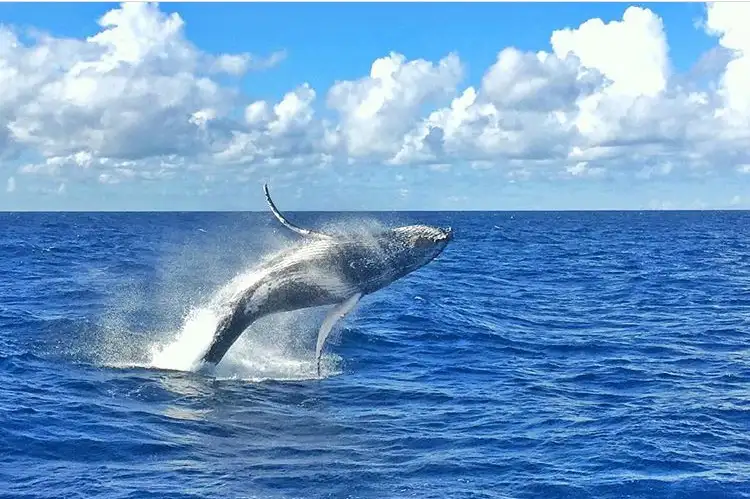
[1,211,749,499]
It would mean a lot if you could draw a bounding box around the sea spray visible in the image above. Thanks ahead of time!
[94,213,386,380]
[148,266,267,373]
[88,217,289,370]
[146,249,346,380]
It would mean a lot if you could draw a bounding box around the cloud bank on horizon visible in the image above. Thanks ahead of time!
[1,2,749,211]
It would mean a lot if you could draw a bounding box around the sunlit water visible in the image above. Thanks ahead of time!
[0,211,748,498]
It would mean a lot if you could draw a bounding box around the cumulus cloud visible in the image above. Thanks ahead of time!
[388,3,750,179]
[704,2,750,123]
[393,7,682,168]
[2,3,226,161]
[326,51,463,159]
[550,6,669,98]
[0,2,289,180]
[3,1,750,193]
[213,83,333,167]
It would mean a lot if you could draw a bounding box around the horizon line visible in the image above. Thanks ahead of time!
[1,208,749,214]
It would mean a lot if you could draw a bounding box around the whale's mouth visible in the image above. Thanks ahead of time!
[427,227,453,261]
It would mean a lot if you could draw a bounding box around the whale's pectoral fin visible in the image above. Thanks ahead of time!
[315,292,362,377]
[263,184,334,240]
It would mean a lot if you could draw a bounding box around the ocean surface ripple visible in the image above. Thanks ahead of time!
[0,211,748,498]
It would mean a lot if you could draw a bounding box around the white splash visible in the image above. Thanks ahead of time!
[146,265,266,374]
[93,215,386,382]
[149,306,223,372]
[144,264,344,381]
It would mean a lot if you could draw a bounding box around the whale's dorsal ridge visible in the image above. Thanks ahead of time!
[263,184,334,240]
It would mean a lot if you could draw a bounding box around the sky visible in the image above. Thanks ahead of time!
[0,1,749,211]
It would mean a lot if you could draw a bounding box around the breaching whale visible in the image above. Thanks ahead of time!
[199,184,453,375]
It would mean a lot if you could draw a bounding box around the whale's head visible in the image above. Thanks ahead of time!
[385,224,453,275]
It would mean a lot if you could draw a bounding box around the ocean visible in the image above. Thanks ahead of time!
[0,210,748,499]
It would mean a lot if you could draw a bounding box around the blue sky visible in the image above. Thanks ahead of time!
[0,2,748,211]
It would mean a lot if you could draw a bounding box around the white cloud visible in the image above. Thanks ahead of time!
[481,48,592,112]
[1,2,234,164]
[389,3,750,179]
[3,1,750,202]
[566,161,604,177]
[327,51,463,159]
[389,6,679,168]
[249,50,288,71]
[636,161,674,179]
[214,83,330,167]
[704,2,750,122]
[0,2,287,179]
[6,176,16,193]
[550,6,669,98]
[212,53,251,75]
[211,50,286,75]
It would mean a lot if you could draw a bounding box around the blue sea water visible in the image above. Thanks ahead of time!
[0,210,749,499]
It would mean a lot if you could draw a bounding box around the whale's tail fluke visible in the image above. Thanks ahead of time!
[200,303,260,367]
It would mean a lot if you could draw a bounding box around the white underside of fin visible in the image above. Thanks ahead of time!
[315,292,362,376]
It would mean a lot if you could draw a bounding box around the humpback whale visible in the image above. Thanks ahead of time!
[200,184,453,375]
